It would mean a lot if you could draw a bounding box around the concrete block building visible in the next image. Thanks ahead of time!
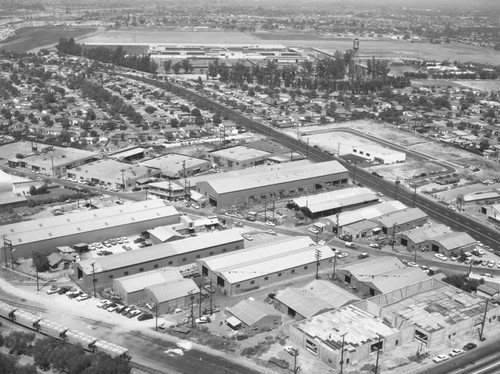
[225,299,281,336]
[209,145,271,170]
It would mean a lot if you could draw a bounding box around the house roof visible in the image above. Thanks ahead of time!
[226,299,280,327]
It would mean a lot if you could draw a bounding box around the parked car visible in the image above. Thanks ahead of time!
[58,287,72,295]
[195,316,210,324]
[407,262,419,267]
[106,303,119,312]
[449,348,463,357]
[46,286,61,295]
[115,305,127,313]
[344,242,356,248]
[463,342,477,351]
[434,253,448,261]
[127,310,142,319]
[76,294,91,302]
[242,234,253,241]
[265,229,277,236]
[336,252,349,259]
[433,354,449,363]
[67,290,83,299]
[369,243,381,249]
[97,300,113,309]
[265,221,276,227]
[358,253,369,259]
[308,228,319,234]
[138,313,153,321]
[284,346,299,356]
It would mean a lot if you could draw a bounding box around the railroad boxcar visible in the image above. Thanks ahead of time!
[13,309,41,329]
[94,340,129,358]
[36,319,68,339]
[0,301,16,320]
[65,329,97,351]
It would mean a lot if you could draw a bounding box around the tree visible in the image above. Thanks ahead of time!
[4,331,36,355]
[29,185,37,195]
[479,139,490,151]
[172,62,181,74]
[212,113,222,125]
[181,59,193,74]
[31,252,50,272]
[191,108,201,117]
[163,59,172,73]
[144,106,157,114]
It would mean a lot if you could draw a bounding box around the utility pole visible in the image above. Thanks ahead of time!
[479,298,489,341]
[413,185,417,207]
[353,160,357,184]
[292,349,300,374]
[332,252,338,280]
[120,168,126,191]
[155,303,159,331]
[315,248,321,279]
[264,196,267,222]
[340,332,347,374]
[337,142,340,157]
[198,286,203,318]
[392,223,397,251]
[336,212,340,236]
[395,178,401,200]
[306,138,309,159]
[374,334,382,374]
[91,262,97,297]
[189,290,195,328]
[36,269,39,291]
[209,279,213,316]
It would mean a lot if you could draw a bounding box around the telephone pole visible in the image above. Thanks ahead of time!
[315,248,321,279]
[479,298,489,341]
[91,262,97,297]
[340,332,347,374]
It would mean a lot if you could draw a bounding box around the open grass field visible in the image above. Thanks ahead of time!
[80,28,278,46]
[257,33,500,65]
[0,26,98,52]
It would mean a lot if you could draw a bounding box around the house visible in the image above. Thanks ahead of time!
[225,299,281,336]
[47,252,75,271]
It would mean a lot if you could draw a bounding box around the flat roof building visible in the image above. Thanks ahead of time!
[273,280,360,320]
[290,305,400,371]
[68,159,161,190]
[377,208,428,236]
[140,153,211,179]
[197,237,336,296]
[292,187,379,219]
[320,201,407,234]
[225,299,281,336]
[6,143,99,177]
[209,145,272,170]
[113,267,184,305]
[336,257,429,297]
[188,160,348,208]
[1,200,180,258]
[355,278,499,350]
[352,145,406,164]
[143,278,200,314]
[74,230,244,291]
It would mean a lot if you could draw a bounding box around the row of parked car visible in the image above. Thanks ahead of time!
[433,342,477,363]
[46,286,91,302]
[97,300,153,321]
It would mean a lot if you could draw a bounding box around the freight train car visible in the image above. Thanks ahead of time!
[0,300,129,359]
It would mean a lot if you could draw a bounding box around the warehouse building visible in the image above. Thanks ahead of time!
[140,153,211,179]
[426,231,476,257]
[377,208,428,236]
[336,257,429,297]
[289,305,401,371]
[74,230,244,291]
[109,146,150,162]
[354,278,499,350]
[351,145,406,164]
[6,143,99,177]
[67,159,161,190]
[319,201,407,235]
[1,200,179,259]
[148,180,186,201]
[291,187,379,219]
[398,224,451,252]
[196,237,336,296]
[273,280,360,320]
[188,160,349,208]
[209,145,272,170]
[225,299,282,336]
[143,278,200,314]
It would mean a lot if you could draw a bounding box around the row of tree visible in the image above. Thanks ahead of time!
[56,38,157,74]
[0,330,131,374]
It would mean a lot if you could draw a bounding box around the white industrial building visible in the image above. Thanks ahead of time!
[351,145,406,164]
[196,237,336,296]
[0,200,180,259]
[74,230,244,291]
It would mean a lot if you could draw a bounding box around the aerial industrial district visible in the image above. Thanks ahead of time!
[0,31,500,374]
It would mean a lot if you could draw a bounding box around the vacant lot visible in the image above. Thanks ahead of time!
[257,33,500,65]
[81,28,277,46]
[0,26,97,52]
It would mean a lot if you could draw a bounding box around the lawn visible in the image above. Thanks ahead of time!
[0,26,97,52]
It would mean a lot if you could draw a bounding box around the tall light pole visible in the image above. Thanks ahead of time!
[374,334,382,374]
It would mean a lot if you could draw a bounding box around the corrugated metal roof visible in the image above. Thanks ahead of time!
[80,230,244,274]
[226,299,280,326]
[377,208,427,228]
[7,205,179,246]
[433,231,476,250]
[114,267,183,293]
[306,193,379,214]
[209,145,271,161]
[321,201,407,227]
[363,268,430,294]
[0,200,167,235]
[339,257,407,280]
[146,278,199,302]
[188,160,348,195]
[400,224,450,244]
[293,187,374,208]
